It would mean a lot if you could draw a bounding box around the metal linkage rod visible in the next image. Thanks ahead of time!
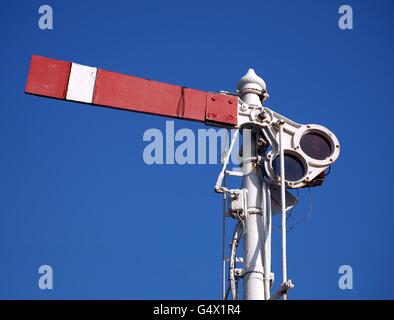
[222,174,227,299]
[229,222,243,300]
[263,181,272,299]
[215,129,239,193]
[278,120,288,300]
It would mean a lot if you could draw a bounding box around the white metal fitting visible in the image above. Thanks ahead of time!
[237,69,268,106]
[237,68,267,95]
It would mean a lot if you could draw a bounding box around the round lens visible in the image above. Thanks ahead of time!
[300,132,332,160]
[272,153,306,182]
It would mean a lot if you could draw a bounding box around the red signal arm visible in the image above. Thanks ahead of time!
[25,55,238,127]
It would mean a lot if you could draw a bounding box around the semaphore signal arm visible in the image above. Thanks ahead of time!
[24,54,340,300]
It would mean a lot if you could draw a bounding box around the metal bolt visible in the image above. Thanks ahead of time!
[257,112,267,122]
[240,103,248,111]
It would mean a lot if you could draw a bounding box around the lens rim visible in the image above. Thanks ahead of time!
[265,149,309,187]
[300,131,332,160]
[292,124,340,167]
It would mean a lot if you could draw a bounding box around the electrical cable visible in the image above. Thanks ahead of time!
[287,187,313,232]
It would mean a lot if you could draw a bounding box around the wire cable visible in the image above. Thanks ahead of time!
[287,187,313,232]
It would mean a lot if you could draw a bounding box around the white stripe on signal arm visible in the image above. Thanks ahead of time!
[66,63,97,103]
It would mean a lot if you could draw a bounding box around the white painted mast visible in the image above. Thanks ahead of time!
[237,69,268,300]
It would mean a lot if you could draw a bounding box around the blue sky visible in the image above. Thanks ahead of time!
[0,0,393,299]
